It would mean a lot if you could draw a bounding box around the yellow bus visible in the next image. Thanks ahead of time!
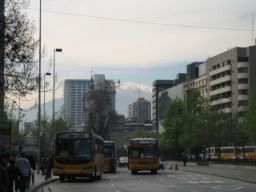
[53,132,104,182]
[206,147,221,160]
[239,146,256,161]
[128,138,159,175]
[220,146,240,160]
[103,141,117,173]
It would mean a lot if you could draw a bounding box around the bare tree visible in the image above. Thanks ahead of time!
[84,80,117,139]
[0,0,37,120]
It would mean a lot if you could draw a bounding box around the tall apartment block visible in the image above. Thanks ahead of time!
[152,74,187,133]
[207,45,256,117]
[152,80,176,132]
[64,79,91,129]
[127,97,151,124]
[64,75,116,130]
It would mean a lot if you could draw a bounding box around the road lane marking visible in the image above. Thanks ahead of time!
[188,181,199,184]
[169,183,177,188]
[213,180,225,183]
[211,185,245,190]
[200,180,211,184]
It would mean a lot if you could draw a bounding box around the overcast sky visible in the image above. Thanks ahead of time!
[20,0,256,108]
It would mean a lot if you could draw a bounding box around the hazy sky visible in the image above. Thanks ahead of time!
[20,0,256,108]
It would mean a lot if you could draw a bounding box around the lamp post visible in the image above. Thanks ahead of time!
[44,73,51,121]
[41,72,51,155]
[52,48,62,126]
[38,0,42,155]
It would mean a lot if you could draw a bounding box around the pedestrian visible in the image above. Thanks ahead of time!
[27,155,36,186]
[7,159,20,192]
[41,156,48,176]
[182,152,188,167]
[45,154,53,180]
[15,153,31,192]
[0,157,9,192]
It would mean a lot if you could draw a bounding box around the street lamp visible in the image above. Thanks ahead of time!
[52,48,62,125]
[44,72,51,121]
[42,72,51,155]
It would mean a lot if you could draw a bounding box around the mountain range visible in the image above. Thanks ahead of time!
[22,82,152,122]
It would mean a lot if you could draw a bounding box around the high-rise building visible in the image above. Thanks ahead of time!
[207,45,256,117]
[152,80,175,132]
[64,75,116,130]
[152,74,187,133]
[64,79,91,129]
[127,97,151,124]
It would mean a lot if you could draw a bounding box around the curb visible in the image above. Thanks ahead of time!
[183,170,256,185]
[29,178,59,192]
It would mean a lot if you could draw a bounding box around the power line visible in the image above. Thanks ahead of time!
[27,8,252,32]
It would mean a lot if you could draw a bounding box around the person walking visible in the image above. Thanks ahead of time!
[7,159,20,192]
[45,154,53,180]
[182,152,188,167]
[0,157,9,192]
[15,153,31,192]
[27,155,36,186]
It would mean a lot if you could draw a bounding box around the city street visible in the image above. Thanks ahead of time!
[36,167,256,192]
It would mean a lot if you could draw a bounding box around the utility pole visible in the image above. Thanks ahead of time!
[0,0,5,121]
[38,0,42,152]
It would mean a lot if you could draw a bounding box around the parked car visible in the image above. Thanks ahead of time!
[118,156,128,167]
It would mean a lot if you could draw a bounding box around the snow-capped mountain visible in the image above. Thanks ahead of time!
[116,82,152,116]
[22,82,152,121]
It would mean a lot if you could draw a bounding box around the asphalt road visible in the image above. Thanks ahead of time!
[37,168,256,192]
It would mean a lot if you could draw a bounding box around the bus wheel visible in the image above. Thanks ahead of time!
[97,166,102,180]
[131,170,137,175]
[90,168,97,181]
[67,175,72,182]
[151,170,157,175]
[59,175,65,182]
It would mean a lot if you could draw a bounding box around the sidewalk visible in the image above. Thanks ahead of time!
[165,161,256,184]
[27,172,58,192]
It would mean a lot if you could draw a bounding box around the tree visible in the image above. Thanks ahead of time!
[84,80,117,139]
[0,0,37,120]
[161,97,185,158]
[238,90,256,145]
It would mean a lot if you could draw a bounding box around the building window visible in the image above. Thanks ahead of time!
[238,100,248,107]
[238,78,248,84]
[238,89,248,95]
[238,57,249,62]
[238,67,248,73]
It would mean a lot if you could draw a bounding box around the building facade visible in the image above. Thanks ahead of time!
[152,80,174,132]
[207,46,256,117]
[64,79,91,129]
[127,97,151,124]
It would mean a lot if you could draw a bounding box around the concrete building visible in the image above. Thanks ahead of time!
[64,79,91,129]
[127,97,151,124]
[64,75,116,130]
[152,80,174,132]
[152,73,186,133]
[184,62,207,99]
[206,45,256,117]
[84,75,116,133]
[127,102,136,121]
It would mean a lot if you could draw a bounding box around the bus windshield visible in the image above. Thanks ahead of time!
[130,145,157,159]
[104,144,116,158]
[55,138,92,161]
